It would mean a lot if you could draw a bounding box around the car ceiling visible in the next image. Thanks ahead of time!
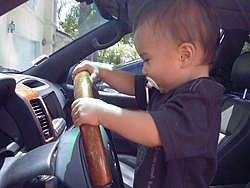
[208,0,250,31]
[0,0,250,31]
[0,0,28,16]
[89,0,250,31]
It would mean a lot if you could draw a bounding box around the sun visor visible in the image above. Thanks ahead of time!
[94,0,120,20]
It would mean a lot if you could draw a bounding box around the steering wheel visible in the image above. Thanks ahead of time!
[74,71,112,187]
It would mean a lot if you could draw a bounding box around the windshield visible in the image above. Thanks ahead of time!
[0,0,107,72]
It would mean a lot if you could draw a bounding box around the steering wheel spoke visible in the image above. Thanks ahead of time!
[74,71,112,187]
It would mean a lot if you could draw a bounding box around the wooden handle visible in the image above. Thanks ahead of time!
[74,71,112,187]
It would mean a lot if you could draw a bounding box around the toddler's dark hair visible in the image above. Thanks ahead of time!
[133,0,221,64]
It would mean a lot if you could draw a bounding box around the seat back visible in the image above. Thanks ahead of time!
[212,52,250,185]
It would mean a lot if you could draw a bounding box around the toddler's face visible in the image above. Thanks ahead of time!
[134,22,181,93]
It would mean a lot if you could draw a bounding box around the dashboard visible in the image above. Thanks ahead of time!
[0,73,123,187]
[0,73,68,157]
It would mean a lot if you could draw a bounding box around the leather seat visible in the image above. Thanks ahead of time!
[212,52,250,186]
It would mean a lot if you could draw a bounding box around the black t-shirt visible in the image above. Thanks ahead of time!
[133,75,225,188]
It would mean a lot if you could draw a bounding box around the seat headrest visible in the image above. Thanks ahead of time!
[231,52,250,89]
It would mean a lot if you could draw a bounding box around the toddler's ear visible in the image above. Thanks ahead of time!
[178,43,195,68]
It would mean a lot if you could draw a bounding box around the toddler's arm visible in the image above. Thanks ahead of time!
[72,60,136,96]
[71,97,162,147]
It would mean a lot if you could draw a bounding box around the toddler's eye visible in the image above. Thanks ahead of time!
[143,59,149,63]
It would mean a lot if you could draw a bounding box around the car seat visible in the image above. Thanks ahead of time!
[212,52,250,186]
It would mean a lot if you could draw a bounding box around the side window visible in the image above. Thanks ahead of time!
[241,34,250,54]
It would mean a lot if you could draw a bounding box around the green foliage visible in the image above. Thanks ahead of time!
[58,1,98,39]
[86,5,99,31]
[98,33,139,65]
[57,1,138,64]
[121,33,135,46]
[98,34,139,65]
[59,3,80,39]
[241,41,250,54]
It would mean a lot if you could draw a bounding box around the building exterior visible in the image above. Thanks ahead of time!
[0,0,73,71]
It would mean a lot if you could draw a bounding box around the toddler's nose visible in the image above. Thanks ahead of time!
[142,64,147,76]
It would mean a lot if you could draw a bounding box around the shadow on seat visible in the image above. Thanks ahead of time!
[212,52,250,187]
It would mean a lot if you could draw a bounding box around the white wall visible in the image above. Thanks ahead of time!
[0,0,72,71]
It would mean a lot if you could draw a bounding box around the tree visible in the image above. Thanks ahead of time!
[57,0,66,21]
[57,1,139,65]
[78,3,101,37]
[98,33,139,65]
[58,0,80,39]
[241,41,250,54]
[58,1,100,39]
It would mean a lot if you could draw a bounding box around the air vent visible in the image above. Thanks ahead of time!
[59,88,68,101]
[30,99,53,140]
[22,80,45,88]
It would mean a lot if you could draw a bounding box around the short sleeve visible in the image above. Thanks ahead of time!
[150,90,211,161]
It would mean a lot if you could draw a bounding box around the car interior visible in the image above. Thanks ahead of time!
[0,0,250,187]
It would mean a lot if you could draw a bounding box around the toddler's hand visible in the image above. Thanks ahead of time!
[71,98,105,127]
[72,60,113,82]
[72,60,99,82]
